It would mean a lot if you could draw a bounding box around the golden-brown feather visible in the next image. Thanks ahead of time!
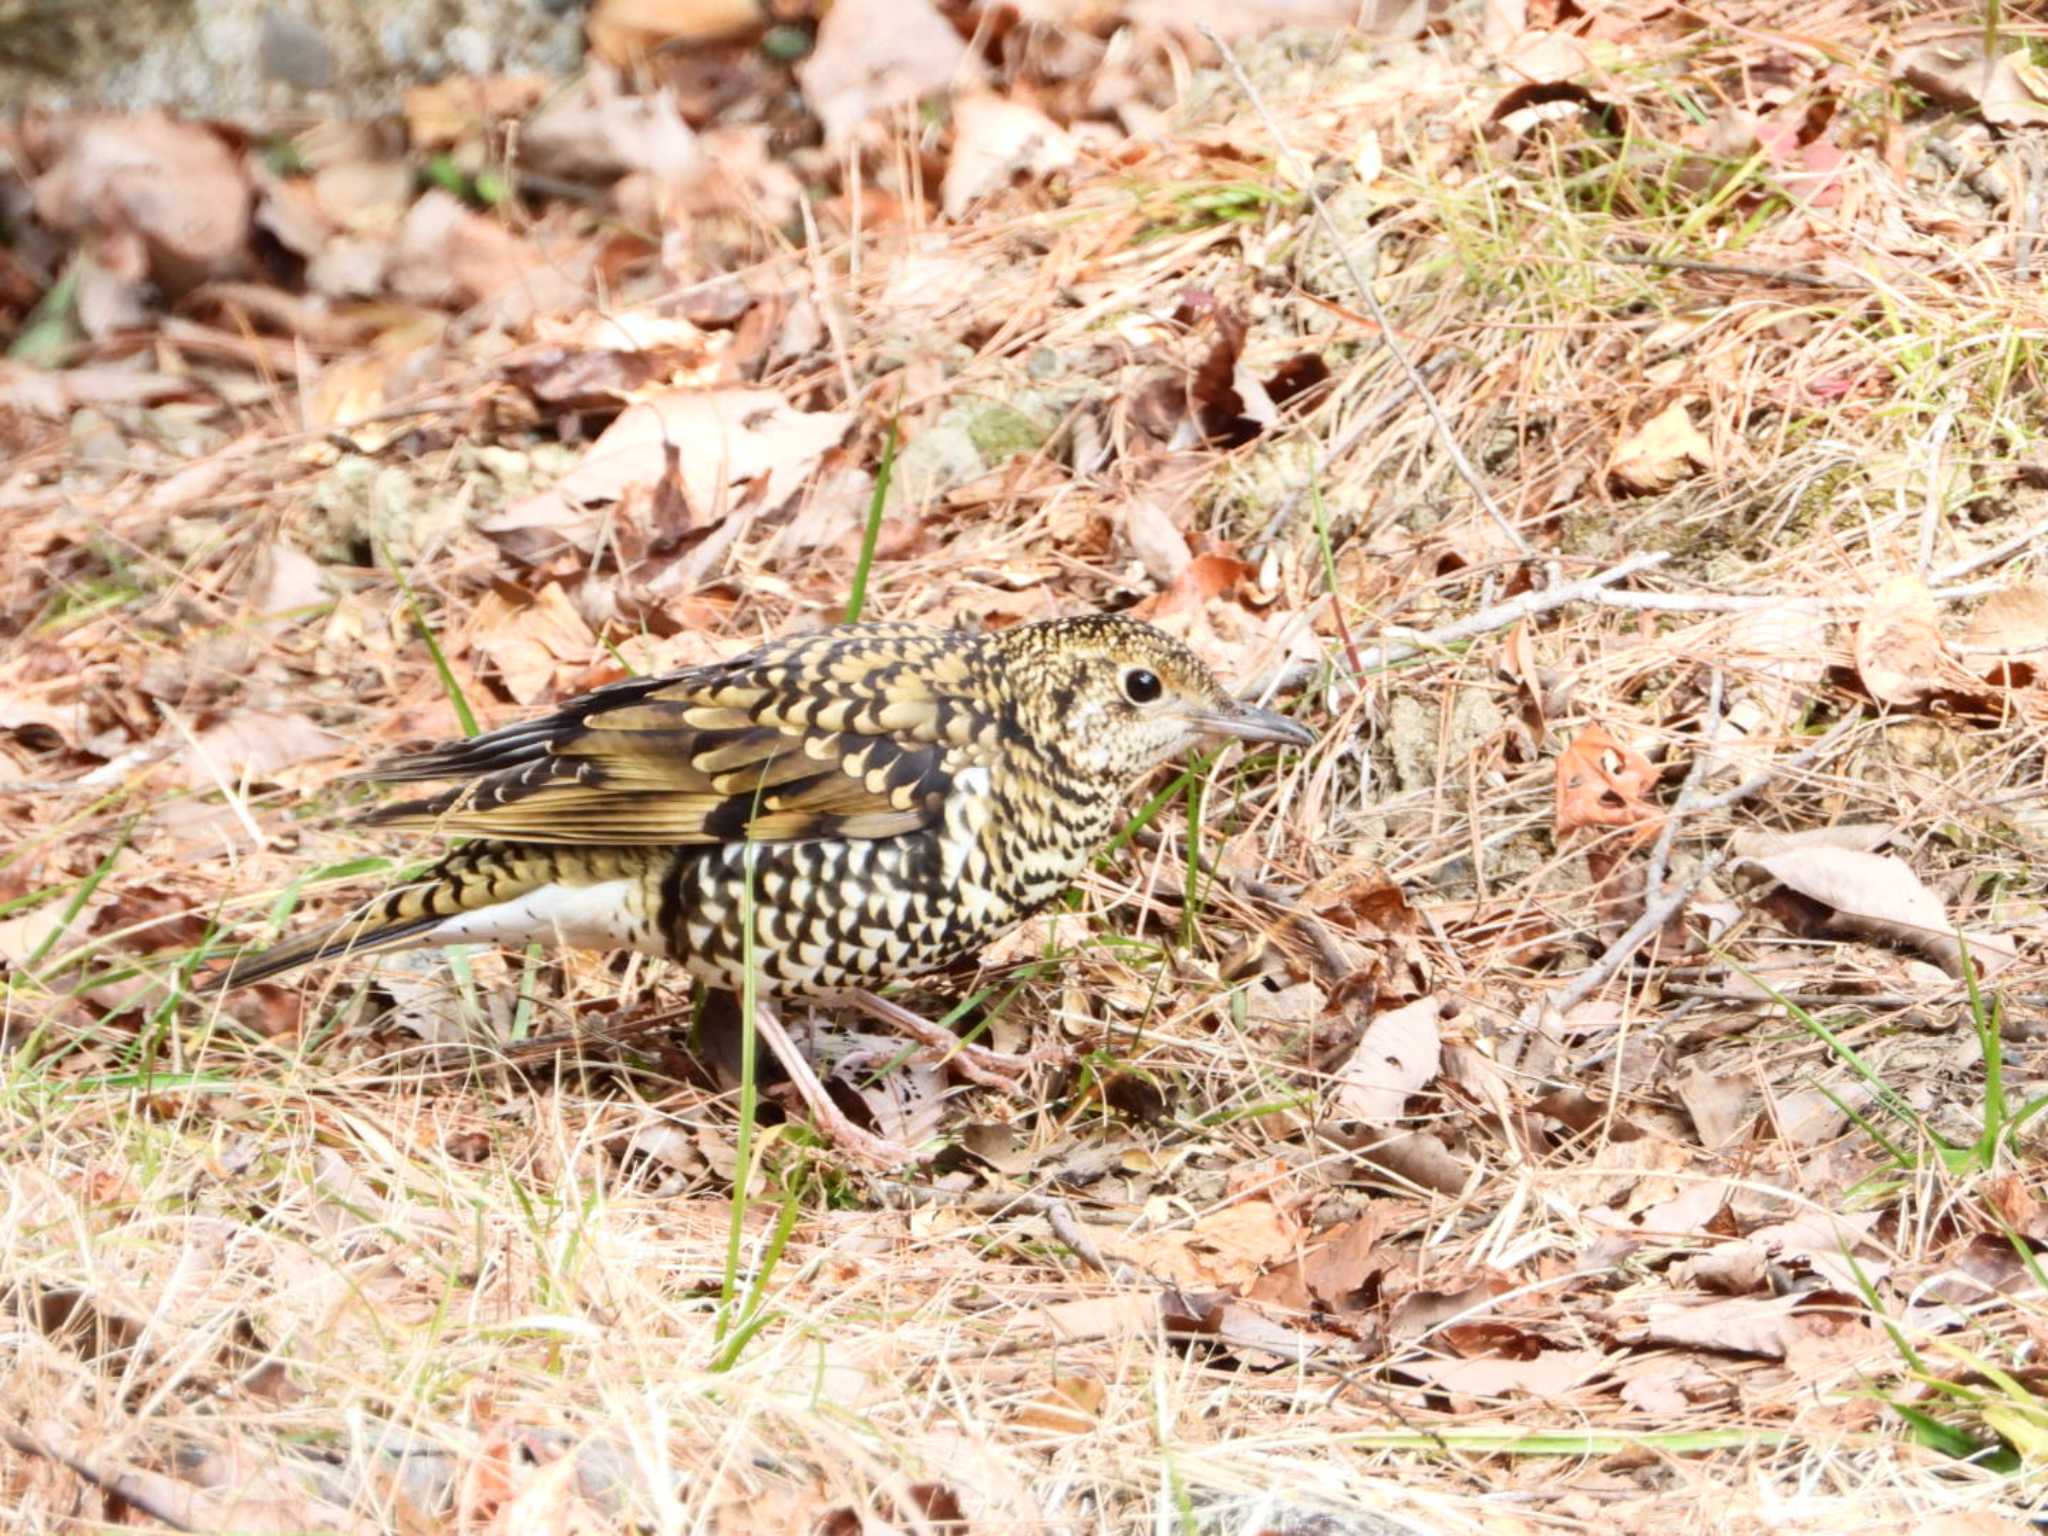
[361,625,993,848]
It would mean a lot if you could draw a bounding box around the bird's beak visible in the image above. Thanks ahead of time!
[1181,699,1315,749]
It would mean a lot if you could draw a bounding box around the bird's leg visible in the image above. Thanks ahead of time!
[747,1001,925,1170]
[832,987,1060,1092]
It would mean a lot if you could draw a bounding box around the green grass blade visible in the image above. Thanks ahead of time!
[844,415,899,624]
[25,818,133,978]
[384,545,479,738]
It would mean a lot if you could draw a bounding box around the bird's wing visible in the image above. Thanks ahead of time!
[363,625,1002,845]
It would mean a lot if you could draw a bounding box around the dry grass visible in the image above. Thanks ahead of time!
[6,3,2048,1531]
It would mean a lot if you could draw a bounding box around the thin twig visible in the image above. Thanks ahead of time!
[887,1184,1144,1227]
[1201,25,1533,560]
[1555,697,1864,1021]
[1916,408,1954,576]
[1643,670,1723,900]
[1359,551,1670,674]
[1604,250,1863,289]
[1664,983,2048,1010]
[1554,675,1724,1019]
[1554,856,1722,1019]
[1044,1199,1123,1279]
[1576,587,1833,614]
[1931,510,2048,583]
[2020,141,2043,282]
[1688,708,1863,816]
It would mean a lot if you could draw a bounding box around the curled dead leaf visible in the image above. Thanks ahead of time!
[1330,996,1442,1126]
[1901,40,2048,129]
[797,0,982,145]
[32,115,252,297]
[487,388,853,555]
[1554,725,1662,837]
[1122,497,1192,585]
[1959,580,2048,659]
[1854,574,1947,707]
[1609,399,1712,494]
[1738,844,2015,980]
[943,93,1077,219]
[472,584,599,706]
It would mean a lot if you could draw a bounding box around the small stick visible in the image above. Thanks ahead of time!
[1916,409,1954,575]
[1575,587,1835,614]
[1553,674,1724,1018]
[1356,550,1670,674]
[1665,983,2048,1010]
[1930,509,2048,582]
[1604,250,1863,289]
[1555,856,1721,1022]
[1044,1199,1123,1279]
[1643,670,1723,900]
[1201,26,1533,560]
[1556,698,1863,1023]
[1687,707,1863,817]
[2020,143,2043,280]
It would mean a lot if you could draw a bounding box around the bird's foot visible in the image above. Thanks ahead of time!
[747,1003,926,1170]
[832,987,1064,1095]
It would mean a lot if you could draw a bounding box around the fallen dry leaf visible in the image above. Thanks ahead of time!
[1330,996,1442,1126]
[1122,496,1193,585]
[1012,1374,1106,1434]
[1131,548,1254,621]
[32,114,252,299]
[1901,40,2048,129]
[587,0,765,62]
[1400,1347,1611,1399]
[472,584,599,705]
[388,190,589,326]
[1626,1294,1802,1358]
[401,75,550,151]
[179,711,346,790]
[798,0,983,145]
[1388,1275,1512,1341]
[1554,724,1662,836]
[1738,843,2015,979]
[1608,399,1713,494]
[943,93,1077,218]
[1675,1064,1753,1151]
[1729,823,1898,860]
[1124,0,1388,40]
[1107,1197,1301,1291]
[1253,1206,1405,1315]
[1854,573,1948,707]
[0,885,115,974]
[521,63,703,188]
[1958,580,2048,658]
[488,388,853,554]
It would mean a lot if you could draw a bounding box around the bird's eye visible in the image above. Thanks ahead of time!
[1121,667,1163,705]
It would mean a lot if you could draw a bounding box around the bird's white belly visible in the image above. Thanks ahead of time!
[425,879,658,953]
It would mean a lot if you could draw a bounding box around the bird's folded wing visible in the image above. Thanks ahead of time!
[360,629,997,846]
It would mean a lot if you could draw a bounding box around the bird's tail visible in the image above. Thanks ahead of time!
[198,844,592,991]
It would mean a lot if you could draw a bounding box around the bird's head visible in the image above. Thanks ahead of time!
[995,614,1314,783]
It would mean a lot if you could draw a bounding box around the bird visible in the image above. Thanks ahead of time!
[203,612,1315,1163]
